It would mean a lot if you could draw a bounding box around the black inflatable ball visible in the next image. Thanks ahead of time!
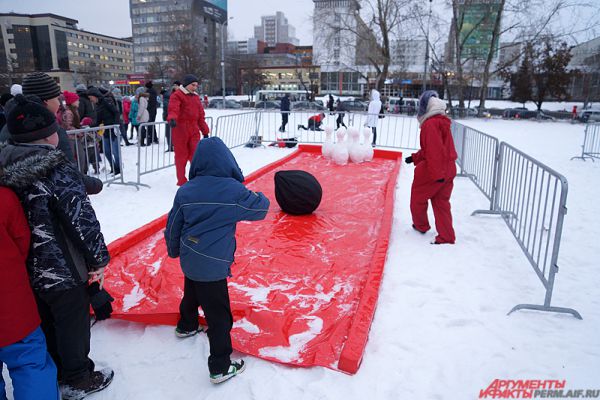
[274,170,323,215]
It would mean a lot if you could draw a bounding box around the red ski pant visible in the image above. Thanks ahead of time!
[172,125,200,186]
[410,178,456,244]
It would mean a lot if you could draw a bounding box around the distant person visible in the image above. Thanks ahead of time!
[335,99,347,129]
[366,89,382,147]
[327,94,335,115]
[166,74,210,186]
[279,93,290,132]
[405,90,457,245]
[135,87,150,146]
[203,94,209,108]
[145,81,159,144]
[164,137,269,384]
[572,105,578,123]
[76,83,96,127]
[297,112,326,131]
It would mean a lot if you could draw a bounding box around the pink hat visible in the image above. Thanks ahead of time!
[63,91,79,106]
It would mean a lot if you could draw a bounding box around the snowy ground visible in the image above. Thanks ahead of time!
[4,114,600,399]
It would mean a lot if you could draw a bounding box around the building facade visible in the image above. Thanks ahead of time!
[0,13,132,91]
[130,0,224,79]
[253,12,299,47]
[569,37,600,104]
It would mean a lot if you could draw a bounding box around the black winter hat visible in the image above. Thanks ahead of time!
[87,86,103,98]
[145,81,153,89]
[274,170,322,215]
[0,93,13,107]
[7,94,59,143]
[21,72,62,101]
[182,74,199,87]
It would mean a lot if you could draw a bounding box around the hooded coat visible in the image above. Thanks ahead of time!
[164,137,270,282]
[0,186,40,347]
[0,143,110,292]
[366,89,382,128]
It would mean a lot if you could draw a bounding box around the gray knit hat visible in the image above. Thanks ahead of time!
[21,72,61,101]
[76,83,87,92]
[135,86,146,96]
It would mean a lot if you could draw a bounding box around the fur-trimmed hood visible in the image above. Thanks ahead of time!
[0,143,67,191]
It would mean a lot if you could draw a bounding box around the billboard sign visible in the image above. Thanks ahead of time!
[196,0,228,24]
[458,0,501,59]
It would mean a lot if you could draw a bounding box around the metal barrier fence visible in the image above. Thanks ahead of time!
[571,123,600,161]
[471,140,580,319]
[451,121,500,209]
[66,124,137,189]
[213,110,421,150]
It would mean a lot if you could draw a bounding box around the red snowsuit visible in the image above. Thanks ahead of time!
[0,187,40,347]
[410,114,458,244]
[167,87,210,186]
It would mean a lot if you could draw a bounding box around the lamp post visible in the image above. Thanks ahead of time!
[221,17,233,108]
[422,0,433,93]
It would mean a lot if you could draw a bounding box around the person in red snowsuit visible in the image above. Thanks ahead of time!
[167,75,210,186]
[405,90,457,244]
[297,112,325,131]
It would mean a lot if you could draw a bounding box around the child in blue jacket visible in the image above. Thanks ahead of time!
[164,137,270,384]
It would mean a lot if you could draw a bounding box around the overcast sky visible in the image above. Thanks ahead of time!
[0,0,315,44]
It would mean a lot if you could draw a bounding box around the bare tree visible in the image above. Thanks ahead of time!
[76,61,103,86]
[316,0,420,92]
[240,59,270,100]
[147,56,170,86]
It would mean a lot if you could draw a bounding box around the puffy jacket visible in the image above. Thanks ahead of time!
[123,98,131,124]
[411,114,458,182]
[309,114,324,123]
[0,143,110,292]
[0,186,40,347]
[76,92,96,126]
[129,99,140,126]
[137,95,150,124]
[165,137,269,282]
[366,89,382,127]
[166,86,210,135]
[280,96,290,112]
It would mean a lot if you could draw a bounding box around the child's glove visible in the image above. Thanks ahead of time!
[405,156,413,164]
[169,119,177,128]
[87,282,114,321]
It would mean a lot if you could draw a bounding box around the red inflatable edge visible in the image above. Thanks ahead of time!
[106,144,403,375]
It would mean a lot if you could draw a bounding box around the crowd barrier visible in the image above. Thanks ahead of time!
[452,121,580,319]
[571,122,600,161]
[212,110,421,150]
[67,114,577,318]
[66,124,138,189]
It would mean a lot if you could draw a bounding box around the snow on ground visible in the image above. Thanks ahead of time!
[5,113,599,399]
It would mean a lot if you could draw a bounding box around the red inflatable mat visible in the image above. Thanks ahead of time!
[104,145,402,374]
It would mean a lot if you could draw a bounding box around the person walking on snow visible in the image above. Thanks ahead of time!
[279,93,290,132]
[164,137,269,384]
[167,74,210,186]
[366,89,382,147]
[405,90,457,245]
[0,184,60,400]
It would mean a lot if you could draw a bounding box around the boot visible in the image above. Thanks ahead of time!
[60,368,114,400]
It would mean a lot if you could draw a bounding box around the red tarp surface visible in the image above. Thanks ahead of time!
[104,145,402,373]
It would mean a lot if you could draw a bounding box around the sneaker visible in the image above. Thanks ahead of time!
[60,368,114,400]
[209,360,246,384]
[175,326,204,338]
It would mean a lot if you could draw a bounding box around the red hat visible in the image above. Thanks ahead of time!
[63,91,79,106]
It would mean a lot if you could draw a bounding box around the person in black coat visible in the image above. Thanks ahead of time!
[145,81,159,144]
[335,99,347,129]
[76,84,96,127]
[327,94,335,115]
[93,87,122,175]
[279,94,291,132]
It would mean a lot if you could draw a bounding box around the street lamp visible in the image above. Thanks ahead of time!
[221,16,233,108]
[422,0,433,93]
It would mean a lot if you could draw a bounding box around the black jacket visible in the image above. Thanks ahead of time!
[147,87,158,114]
[280,96,290,112]
[76,91,96,126]
[0,143,110,292]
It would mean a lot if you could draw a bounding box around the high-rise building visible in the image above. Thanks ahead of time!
[0,13,133,91]
[253,12,299,47]
[129,0,227,78]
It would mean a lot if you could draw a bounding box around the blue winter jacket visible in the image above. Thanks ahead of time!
[164,137,270,282]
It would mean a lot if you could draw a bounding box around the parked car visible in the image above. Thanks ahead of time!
[579,109,600,123]
[518,110,555,120]
[291,101,325,111]
[502,107,529,118]
[340,100,368,111]
[255,100,281,109]
[208,99,242,109]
